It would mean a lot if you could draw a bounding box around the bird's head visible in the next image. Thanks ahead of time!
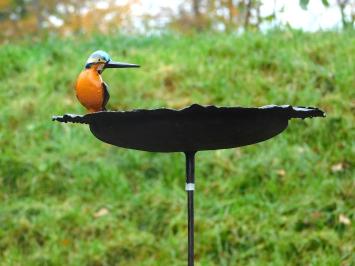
[85,50,139,74]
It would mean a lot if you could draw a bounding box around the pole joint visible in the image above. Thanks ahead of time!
[185,183,195,191]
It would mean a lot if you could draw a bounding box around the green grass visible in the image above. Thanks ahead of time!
[0,30,354,266]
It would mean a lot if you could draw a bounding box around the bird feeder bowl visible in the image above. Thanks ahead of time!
[53,104,325,266]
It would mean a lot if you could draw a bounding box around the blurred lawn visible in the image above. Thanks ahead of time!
[0,30,354,266]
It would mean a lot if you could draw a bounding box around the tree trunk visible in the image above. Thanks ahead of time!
[337,0,351,29]
[256,1,261,30]
[192,0,203,31]
[33,0,43,31]
[192,0,201,18]
[244,0,253,29]
[227,0,234,24]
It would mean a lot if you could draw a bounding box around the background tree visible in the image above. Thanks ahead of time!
[0,0,136,42]
[0,0,353,42]
[300,0,354,29]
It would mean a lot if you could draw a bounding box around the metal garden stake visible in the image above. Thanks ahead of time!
[53,51,325,266]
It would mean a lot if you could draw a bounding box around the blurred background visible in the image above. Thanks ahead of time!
[0,0,354,41]
[0,1,354,266]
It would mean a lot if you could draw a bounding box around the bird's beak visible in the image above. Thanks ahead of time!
[105,61,140,69]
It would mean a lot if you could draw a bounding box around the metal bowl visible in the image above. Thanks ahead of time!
[53,104,325,152]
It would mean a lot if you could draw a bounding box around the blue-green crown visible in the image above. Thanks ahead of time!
[85,50,111,68]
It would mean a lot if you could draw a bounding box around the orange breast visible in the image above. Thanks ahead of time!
[75,69,104,113]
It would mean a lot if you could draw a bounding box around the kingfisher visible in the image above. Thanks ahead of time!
[75,50,139,113]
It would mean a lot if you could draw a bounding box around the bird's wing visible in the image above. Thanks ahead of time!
[102,82,110,111]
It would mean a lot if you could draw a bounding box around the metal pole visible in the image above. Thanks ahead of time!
[185,151,196,266]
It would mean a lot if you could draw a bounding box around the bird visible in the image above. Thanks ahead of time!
[75,50,139,113]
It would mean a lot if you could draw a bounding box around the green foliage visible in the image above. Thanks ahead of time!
[300,0,330,10]
[300,0,310,10]
[0,30,354,265]
[322,0,330,7]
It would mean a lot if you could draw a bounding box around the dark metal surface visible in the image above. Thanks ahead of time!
[53,104,325,152]
[185,152,196,266]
